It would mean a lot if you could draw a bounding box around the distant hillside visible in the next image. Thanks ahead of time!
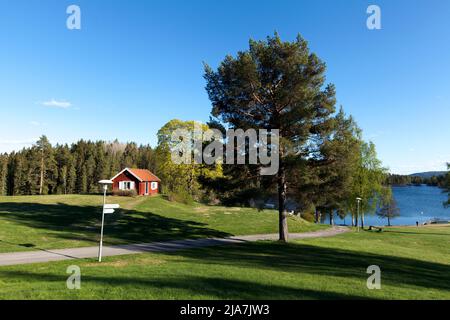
[410,171,447,178]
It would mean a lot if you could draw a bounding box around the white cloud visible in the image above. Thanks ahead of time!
[0,139,36,145]
[41,99,72,109]
[368,130,387,140]
[389,156,449,175]
[29,121,47,127]
[0,139,38,153]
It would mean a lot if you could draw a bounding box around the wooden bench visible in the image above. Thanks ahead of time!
[368,226,383,232]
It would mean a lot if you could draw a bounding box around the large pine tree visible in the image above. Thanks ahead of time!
[204,33,337,241]
[298,108,361,225]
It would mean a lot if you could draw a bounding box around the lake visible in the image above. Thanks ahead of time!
[332,185,450,226]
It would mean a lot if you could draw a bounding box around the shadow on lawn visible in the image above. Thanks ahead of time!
[381,229,450,237]
[0,202,230,248]
[0,239,448,299]
[1,240,449,298]
[0,270,369,300]
[164,241,450,294]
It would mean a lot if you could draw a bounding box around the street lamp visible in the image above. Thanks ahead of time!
[356,197,362,232]
[98,180,113,262]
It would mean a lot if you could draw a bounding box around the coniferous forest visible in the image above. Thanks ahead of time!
[0,136,156,196]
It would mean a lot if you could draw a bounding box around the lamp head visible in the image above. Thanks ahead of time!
[99,180,113,191]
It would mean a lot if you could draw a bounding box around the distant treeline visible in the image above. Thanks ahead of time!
[0,136,156,196]
[387,173,446,188]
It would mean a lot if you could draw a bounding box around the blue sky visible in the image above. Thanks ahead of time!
[0,0,449,174]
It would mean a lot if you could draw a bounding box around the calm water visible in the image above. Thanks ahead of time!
[333,185,450,226]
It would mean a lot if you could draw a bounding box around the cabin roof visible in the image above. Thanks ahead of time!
[111,168,161,182]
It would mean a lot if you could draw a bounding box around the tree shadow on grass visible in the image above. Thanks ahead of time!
[0,237,449,299]
[381,229,450,237]
[2,238,450,298]
[164,241,450,294]
[0,270,370,300]
[0,202,231,249]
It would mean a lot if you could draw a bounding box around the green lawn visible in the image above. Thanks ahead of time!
[1,195,448,300]
[0,195,324,253]
[0,226,448,299]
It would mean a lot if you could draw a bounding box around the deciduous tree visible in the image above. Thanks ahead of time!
[347,140,388,228]
[377,193,400,226]
[445,163,449,208]
[155,119,222,201]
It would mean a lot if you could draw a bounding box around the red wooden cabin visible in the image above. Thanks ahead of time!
[111,168,160,196]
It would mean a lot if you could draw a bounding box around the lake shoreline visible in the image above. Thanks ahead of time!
[330,185,450,227]
[335,223,450,228]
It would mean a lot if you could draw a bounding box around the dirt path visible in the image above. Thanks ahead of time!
[119,196,149,210]
[0,226,349,267]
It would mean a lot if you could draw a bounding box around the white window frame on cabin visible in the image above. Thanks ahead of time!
[119,181,135,190]
[151,182,158,191]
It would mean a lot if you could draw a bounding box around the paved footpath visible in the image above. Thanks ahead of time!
[0,226,349,267]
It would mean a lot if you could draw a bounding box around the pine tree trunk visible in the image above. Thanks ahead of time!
[388,216,391,227]
[39,148,44,195]
[329,211,334,225]
[278,165,289,242]
[361,213,365,229]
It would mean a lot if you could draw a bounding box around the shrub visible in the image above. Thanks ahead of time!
[112,189,137,197]
[199,190,221,205]
[166,187,193,205]
[300,211,315,223]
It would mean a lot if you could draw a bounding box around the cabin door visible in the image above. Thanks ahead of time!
[145,182,149,195]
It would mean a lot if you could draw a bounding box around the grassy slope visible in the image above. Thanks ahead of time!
[0,226,448,299]
[0,195,324,253]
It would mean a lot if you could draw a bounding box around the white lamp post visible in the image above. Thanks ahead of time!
[98,180,113,262]
[356,197,362,232]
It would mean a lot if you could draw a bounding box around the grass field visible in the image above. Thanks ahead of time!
[0,225,448,299]
[0,195,325,253]
[0,195,448,300]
